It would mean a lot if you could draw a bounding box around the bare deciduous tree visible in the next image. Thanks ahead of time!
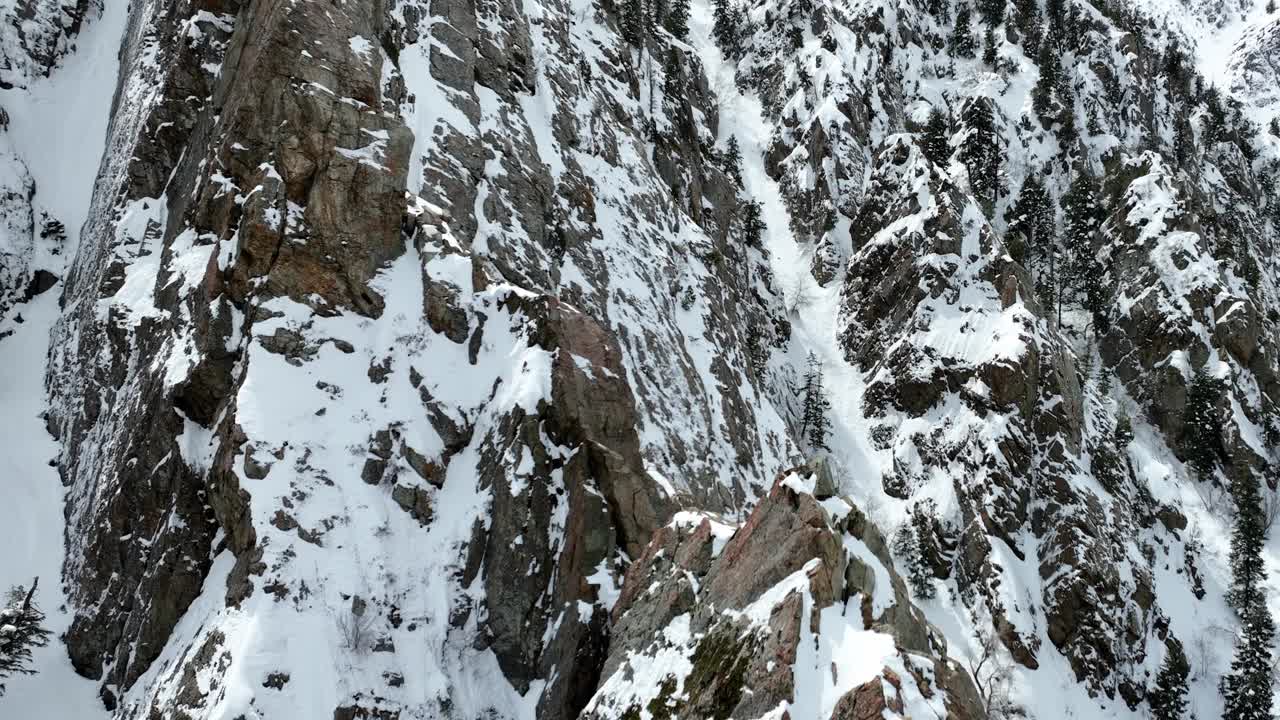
[334,597,376,654]
[965,625,1023,720]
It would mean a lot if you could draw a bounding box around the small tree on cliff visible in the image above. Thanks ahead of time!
[723,135,743,183]
[1113,411,1134,448]
[713,0,744,58]
[663,0,690,39]
[1005,172,1054,276]
[958,97,1003,208]
[895,502,939,600]
[1222,591,1275,720]
[1148,639,1190,720]
[952,4,978,58]
[741,199,765,247]
[921,107,952,169]
[799,351,832,452]
[623,0,648,47]
[966,623,1021,720]
[0,578,52,696]
[1181,368,1225,480]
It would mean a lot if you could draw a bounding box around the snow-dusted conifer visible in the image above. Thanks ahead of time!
[1006,173,1054,275]
[1223,473,1275,720]
[664,0,690,40]
[0,578,52,697]
[800,351,832,452]
[741,200,765,247]
[1148,640,1190,720]
[623,0,647,46]
[982,27,998,65]
[1061,169,1103,297]
[723,135,743,183]
[922,107,951,169]
[1113,411,1134,448]
[713,0,743,58]
[1181,369,1224,481]
[951,4,977,58]
[893,523,935,600]
[978,0,1006,27]
[959,97,1002,208]
[1033,43,1061,122]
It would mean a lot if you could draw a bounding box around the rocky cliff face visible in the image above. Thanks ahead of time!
[0,0,1278,716]
[586,461,988,720]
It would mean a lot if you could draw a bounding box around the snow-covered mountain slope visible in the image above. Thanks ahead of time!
[0,0,1277,716]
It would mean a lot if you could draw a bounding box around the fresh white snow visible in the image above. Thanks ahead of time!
[0,0,130,714]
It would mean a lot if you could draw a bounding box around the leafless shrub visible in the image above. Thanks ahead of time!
[965,625,1024,720]
[335,597,376,654]
[1190,625,1236,681]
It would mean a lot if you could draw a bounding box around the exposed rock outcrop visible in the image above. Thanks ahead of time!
[585,462,987,720]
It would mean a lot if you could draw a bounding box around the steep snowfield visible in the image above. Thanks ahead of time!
[0,291,104,717]
[0,0,127,713]
[689,0,882,529]
[1129,0,1280,123]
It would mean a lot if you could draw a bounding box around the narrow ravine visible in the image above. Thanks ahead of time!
[0,0,130,713]
[686,0,884,512]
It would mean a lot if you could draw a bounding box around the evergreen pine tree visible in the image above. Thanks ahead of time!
[1061,169,1103,301]
[664,0,690,39]
[1174,119,1194,165]
[979,0,1006,27]
[723,135,743,183]
[893,523,936,600]
[1164,45,1188,92]
[800,351,832,452]
[1181,369,1224,481]
[1013,0,1041,46]
[982,27,998,66]
[1148,640,1190,720]
[742,200,765,246]
[1222,599,1276,720]
[958,97,1002,207]
[1114,411,1134,448]
[1057,75,1079,149]
[1012,0,1035,24]
[951,4,977,58]
[1045,0,1065,31]
[1006,173,1054,276]
[1203,86,1227,147]
[713,0,742,58]
[1227,470,1268,608]
[1033,44,1061,123]
[623,0,647,47]
[1062,2,1083,50]
[0,578,52,697]
[908,502,940,599]
[922,107,952,168]
[1223,467,1275,720]
[1082,255,1111,335]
